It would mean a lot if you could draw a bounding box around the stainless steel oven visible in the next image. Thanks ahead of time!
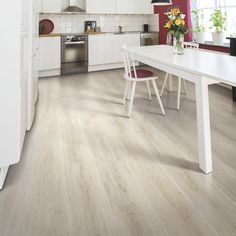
[61,34,88,75]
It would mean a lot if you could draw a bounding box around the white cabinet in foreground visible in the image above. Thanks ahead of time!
[39,36,61,77]
[89,33,140,71]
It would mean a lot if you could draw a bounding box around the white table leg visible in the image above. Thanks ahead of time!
[126,81,132,100]
[195,79,213,174]
[0,166,9,190]
[167,74,173,92]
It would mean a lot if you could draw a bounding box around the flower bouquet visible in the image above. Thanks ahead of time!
[164,7,188,54]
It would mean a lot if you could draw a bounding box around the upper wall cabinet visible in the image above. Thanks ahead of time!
[86,0,153,14]
[86,0,116,14]
[41,0,69,13]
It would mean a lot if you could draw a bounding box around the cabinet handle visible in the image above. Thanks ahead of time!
[65,41,86,45]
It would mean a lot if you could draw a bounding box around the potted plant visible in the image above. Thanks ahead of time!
[165,7,188,55]
[209,9,227,45]
[191,9,206,43]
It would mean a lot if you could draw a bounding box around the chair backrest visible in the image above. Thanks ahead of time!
[122,45,137,80]
[183,42,199,50]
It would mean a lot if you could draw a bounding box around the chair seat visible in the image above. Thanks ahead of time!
[130,69,154,78]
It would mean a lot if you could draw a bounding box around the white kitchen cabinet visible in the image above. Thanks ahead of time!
[41,0,68,13]
[0,0,34,189]
[101,0,116,14]
[136,0,153,14]
[86,0,116,14]
[89,35,120,65]
[89,33,140,71]
[39,37,61,77]
[86,0,153,14]
[116,0,135,14]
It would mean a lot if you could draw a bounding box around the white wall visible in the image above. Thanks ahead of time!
[39,14,159,33]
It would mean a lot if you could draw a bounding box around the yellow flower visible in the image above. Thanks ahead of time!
[171,8,180,16]
[175,18,185,26]
[165,21,172,29]
[175,18,182,26]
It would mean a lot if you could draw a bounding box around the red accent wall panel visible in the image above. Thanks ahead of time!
[154,0,192,44]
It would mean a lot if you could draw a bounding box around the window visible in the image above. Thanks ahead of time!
[191,0,236,42]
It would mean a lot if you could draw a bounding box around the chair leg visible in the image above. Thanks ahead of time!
[182,79,187,95]
[160,73,169,97]
[152,80,165,115]
[177,77,182,110]
[127,82,136,118]
[122,80,130,104]
[146,81,152,100]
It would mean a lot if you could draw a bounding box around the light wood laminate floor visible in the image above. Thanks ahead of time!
[0,69,236,236]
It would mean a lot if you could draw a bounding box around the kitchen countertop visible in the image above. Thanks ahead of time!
[39,34,62,37]
[39,31,159,37]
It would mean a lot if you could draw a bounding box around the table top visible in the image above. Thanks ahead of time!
[128,45,236,87]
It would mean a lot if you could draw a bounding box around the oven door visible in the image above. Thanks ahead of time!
[62,40,88,64]
[61,36,88,74]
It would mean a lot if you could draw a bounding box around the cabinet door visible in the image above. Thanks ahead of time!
[89,34,140,66]
[137,0,153,14]
[117,0,153,14]
[118,34,140,62]
[86,0,101,14]
[87,0,116,14]
[117,0,135,14]
[89,35,120,65]
[101,0,116,14]
[39,37,61,71]
[20,32,29,152]
[41,0,69,13]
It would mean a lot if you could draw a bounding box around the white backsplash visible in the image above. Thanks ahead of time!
[39,14,159,34]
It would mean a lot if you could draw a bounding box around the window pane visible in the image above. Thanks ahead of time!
[225,7,236,34]
[198,0,216,8]
[219,0,236,7]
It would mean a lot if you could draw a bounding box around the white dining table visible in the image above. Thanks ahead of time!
[127,45,236,174]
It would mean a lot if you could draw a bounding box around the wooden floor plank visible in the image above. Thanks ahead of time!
[0,69,235,236]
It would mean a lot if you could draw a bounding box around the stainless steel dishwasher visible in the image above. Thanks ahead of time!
[61,34,88,75]
[140,32,160,66]
[140,32,160,46]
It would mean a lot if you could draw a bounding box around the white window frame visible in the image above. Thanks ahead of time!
[193,0,236,43]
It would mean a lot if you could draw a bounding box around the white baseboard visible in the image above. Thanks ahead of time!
[0,166,9,190]
[39,69,61,78]
[89,63,124,72]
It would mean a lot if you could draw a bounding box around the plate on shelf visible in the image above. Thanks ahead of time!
[39,19,54,35]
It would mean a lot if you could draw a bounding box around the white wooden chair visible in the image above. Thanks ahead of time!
[122,45,165,118]
[160,42,199,110]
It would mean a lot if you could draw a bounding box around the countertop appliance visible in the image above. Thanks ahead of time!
[84,21,97,33]
[140,32,160,46]
[61,34,88,75]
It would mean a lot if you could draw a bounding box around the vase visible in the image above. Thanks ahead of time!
[173,35,184,55]
[195,32,206,44]
[212,32,224,45]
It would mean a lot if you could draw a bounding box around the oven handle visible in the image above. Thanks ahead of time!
[65,41,86,45]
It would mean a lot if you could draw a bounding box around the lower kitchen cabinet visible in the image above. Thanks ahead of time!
[88,33,140,71]
[39,36,61,77]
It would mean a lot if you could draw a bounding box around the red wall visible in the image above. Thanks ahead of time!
[154,0,192,44]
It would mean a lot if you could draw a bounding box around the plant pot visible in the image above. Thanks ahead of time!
[212,32,225,45]
[173,35,184,55]
[195,32,206,43]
